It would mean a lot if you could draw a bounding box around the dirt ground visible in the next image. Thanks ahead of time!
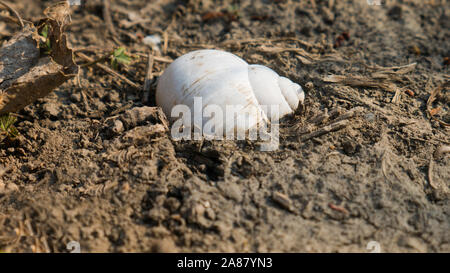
[0,0,448,253]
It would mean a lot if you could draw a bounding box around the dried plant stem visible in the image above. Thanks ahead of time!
[134,53,173,63]
[142,53,154,103]
[79,55,110,67]
[428,159,437,189]
[434,145,450,160]
[324,74,397,91]
[102,0,121,45]
[76,52,140,89]
[300,119,349,142]
[365,62,417,74]
[220,37,323,50]
[426,81,449,127]
[143,53,154,91]
[0,0,24,28]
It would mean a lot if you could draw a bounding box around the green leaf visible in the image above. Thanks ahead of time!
[8,126,18,138]
[0,114,18,140]
[39,24,52,55]
[110,47,132,70]
[113,47,126,58]
[40,24,49,39]
[115,54,132,65]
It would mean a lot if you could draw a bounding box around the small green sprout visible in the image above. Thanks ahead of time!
[39,24,52,55]
[80,47,134,71]
[110,47,132,70]
[0,114,19,142]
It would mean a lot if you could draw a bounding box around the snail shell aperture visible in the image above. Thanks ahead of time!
[156,49,304,137]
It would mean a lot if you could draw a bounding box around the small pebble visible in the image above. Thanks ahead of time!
[112,120,124,134]
[321,7,335,24]
[105,92,121,103]
[42,102,61,118]
[70,93,81,103]
[272,192,295,213]
[342,139,359,156]
[305,81,314,90]
[151,238,177,253]
[218,182,243,203]
[364,112,375,122]
[143,35,162,51]
[388,6,402,20]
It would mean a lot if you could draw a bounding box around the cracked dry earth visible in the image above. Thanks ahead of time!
[0,0,449,252]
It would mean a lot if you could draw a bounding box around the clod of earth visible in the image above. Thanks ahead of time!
[0,2,78,115]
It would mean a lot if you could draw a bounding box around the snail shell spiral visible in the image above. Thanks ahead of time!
[156,49,304,136]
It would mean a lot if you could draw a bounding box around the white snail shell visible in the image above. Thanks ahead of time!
[156,49,304,136]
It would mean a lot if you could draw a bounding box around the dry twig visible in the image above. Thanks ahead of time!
[76,52,140,89]
[0,0,24,28]
[323,75,397,91]
[272,192,296,214]
[426,81,449,127]
[142,53,154,103]
[428,159,437,189]
[102,0,121,45]
[324,62,417,104]
[134,52,173,63]
[300,120,349,142]
[328,203,349,214]
[434,145,450,160]
[365,62,417,75]
[220,37,324,50]
[258,45,345,64]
